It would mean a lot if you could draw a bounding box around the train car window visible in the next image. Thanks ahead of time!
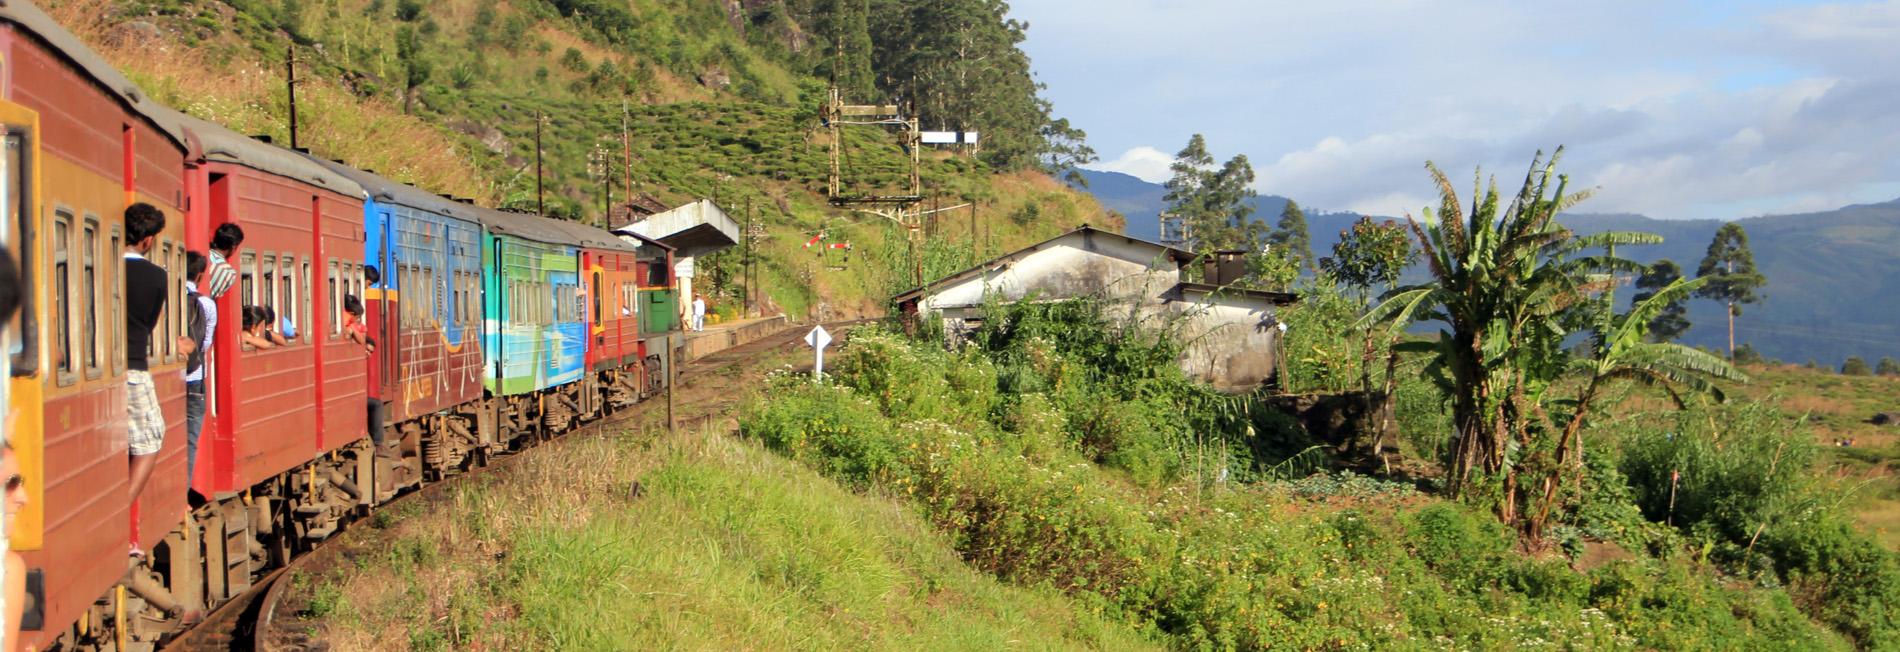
[574,284,586,324]
[161,240,177,363]
[301,257,312,343]
[3,131,36,376]
[279,256,298,347]
[109,226,124,373]
[647,261,667,287]
[153,239,170,366]
[240,250,256,309]
[81,217,98,377]
[453,271,466,326]
[53,212,72,383]
[592,272,602,324]
[328,259,340,337]
[278,256,295,346]
[402,264,413,329]
[261,253,278,317]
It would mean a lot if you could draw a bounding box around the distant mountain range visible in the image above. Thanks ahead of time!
[1074,169,1900,365]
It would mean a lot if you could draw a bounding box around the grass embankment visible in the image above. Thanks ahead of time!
[1730,364,1900,549]
[55,0,1113,319]
[281,341,1154,650]
[744,330,1849,649]
[289,428,1152,650]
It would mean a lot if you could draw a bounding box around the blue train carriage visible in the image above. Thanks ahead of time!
[467,205,587,441]
[300,155,492,484]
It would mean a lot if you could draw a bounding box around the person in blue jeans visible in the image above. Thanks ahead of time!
[182,251,213,496]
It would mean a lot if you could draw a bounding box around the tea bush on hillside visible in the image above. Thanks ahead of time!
[1617,403,1900,647]
[742,316,1854,650]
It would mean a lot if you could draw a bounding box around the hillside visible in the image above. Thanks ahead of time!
[52,0,1114,317]
[1075,169,1900,365]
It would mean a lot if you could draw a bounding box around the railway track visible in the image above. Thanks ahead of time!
[160,321,867,651]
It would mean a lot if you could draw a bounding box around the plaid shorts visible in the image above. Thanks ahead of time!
[126,370,165,456]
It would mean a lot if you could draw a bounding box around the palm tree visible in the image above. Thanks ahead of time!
[1363,148,1666,523]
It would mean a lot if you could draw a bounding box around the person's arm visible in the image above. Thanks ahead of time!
[243,332,275,349]
[201,298,217,353]
[140,270,169,326]
[267,329,288,346]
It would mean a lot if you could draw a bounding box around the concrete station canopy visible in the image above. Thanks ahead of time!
[611,199,739,258]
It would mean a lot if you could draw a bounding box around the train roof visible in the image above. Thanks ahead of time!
[298,154,483,225]
[461,204,581,246]
[167,111,365,199]
[545,217,639,253]
[0,0,188,148]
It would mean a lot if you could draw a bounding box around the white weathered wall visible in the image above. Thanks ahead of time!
[915,231,1285,392]
[922,232,1181,311]
[1162,298,1282,391]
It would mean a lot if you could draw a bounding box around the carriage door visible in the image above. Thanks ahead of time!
[378,211,397,399]
[0,97,45,553]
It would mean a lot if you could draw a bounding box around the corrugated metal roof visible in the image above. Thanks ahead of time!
[461,204,577,246]
[892,225,1194,303]
[0,0,188,148]
[545,217,638,253]
[298,154,478,224]
[169,112,365,199]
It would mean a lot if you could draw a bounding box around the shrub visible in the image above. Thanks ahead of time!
[1843,356,1873,376]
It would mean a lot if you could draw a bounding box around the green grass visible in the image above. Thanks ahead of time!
[736,320,1897,650]
[292,428,1155,651]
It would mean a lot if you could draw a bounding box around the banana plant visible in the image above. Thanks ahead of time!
[1528,274,1746,532]
[1359,148,1665,523]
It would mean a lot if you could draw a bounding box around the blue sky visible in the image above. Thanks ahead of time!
[1008,0,1900,220]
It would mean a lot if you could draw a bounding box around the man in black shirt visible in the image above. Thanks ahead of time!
[123,203,168,523]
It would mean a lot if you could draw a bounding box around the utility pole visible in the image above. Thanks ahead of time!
[969,202,977,255]
[286,43,300,150]
[534,111,545,216]
[743,201,753,317]
[622,99,634,222]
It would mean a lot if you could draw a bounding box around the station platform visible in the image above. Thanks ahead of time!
[681,315,793,361]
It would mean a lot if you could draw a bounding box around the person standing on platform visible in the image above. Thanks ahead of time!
[691,293,706,332]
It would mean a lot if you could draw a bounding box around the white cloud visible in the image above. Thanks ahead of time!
[1087,146,1176,183]
[1344,192,1434,219]
[1012,0,1900,220]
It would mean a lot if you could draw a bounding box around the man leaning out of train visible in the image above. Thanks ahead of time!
[183,252,214,499]
[123,204,170,556]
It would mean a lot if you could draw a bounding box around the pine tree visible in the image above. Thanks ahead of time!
[1876,356,1900,376]
[1039,117,1095,186]
[1163,134,1215,248]
[1268,200,1313,270]
[1204,154,1261,249]
[1632,259,1691,343]
[1162,135,1258,253]
[1842,356,1872,376]
[1694,223,1766,358]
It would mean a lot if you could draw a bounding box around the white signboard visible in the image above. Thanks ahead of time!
[921,131,980,145]
[804,325,833,381]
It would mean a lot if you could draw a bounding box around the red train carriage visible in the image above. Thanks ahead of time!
[0,3,193,648]
[170,113,369,494]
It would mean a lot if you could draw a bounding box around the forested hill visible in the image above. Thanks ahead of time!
[56,0,1110,318]
[1077,169,1900,365]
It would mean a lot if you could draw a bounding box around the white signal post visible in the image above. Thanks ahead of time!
[805,325,833,381]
